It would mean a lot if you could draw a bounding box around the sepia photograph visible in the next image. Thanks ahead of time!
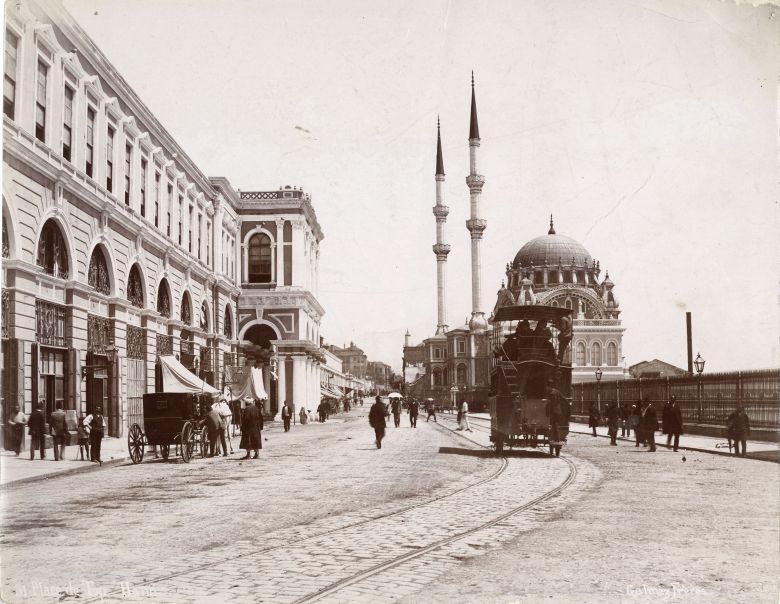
[1,0,778,602]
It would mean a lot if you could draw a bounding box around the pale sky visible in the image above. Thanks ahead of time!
[64,0,779,374]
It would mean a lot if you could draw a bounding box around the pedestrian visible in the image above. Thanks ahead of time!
[619,402,630,438]
[391,397,402,428]
[369,395,387,449]
[606,401,619,446]
[629,402,641,446]
[317,401,327,423]
[727,404,750,457]
[458,400,472,432]
[83,406,106,463]
[588,402,600,437]
[299,407,308,425]
[8,404,26,456]
[77,416,90,461]
[640,398,658,452]
[662,396,673,444]
[49,402,68,461]
[240,398,263,459]
[281,400,292,432]
[666,395,683,452]
[408,399,419,428]
[28,402,46,460]
[426,401,437,423]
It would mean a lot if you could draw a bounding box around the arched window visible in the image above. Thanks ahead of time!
[456,364,467,385]
[127,265,144,308]
[200,301,209,331]
[88,247,110,295]
[2,220,9,258]
[576,342,586,366]
[592,342,602,367]
[607,342,618,366]
[223,305,233,339]
[551,300,559,307]
[36,220,69,279]
[157,280,171,318]
[432,368,442,387]
[564,298,573,310]
[247,233,272,283]
[180,291,192,325]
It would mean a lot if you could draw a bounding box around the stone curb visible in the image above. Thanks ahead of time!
[0,455,130,489]
[568,428,778,463]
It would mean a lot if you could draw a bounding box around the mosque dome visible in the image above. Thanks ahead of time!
[513,218,593,269]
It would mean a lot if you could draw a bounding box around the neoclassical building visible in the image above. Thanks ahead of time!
[1,0,325,441]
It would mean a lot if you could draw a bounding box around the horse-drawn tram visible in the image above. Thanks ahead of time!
[489,304,573,456]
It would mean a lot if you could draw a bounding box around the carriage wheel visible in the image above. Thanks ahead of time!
[181,422,194,463]
[160,444,170,460]
[128,424,145,464]
[200,426,210,457]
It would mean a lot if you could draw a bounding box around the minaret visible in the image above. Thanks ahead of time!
[466,73,487,333]
[432,117,451,335]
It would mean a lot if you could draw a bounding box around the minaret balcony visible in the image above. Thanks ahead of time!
[466,219,487,234]
[432,243,451,257]
[432,205,450,219]
[466,174,485,189]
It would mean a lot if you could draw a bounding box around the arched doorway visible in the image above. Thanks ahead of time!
[242,323,278,415]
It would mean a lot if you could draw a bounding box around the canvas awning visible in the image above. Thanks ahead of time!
[320,384,343,399]
[159,355,220,395]
[222,365,268,401]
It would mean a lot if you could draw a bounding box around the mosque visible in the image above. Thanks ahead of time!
[403,78,626,409]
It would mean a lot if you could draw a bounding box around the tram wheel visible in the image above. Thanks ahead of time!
[128,424,145,464]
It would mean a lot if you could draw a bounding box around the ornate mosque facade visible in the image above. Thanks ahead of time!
[404,79,625,408]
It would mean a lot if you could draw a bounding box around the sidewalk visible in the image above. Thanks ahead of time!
[569,421,779,462]
[0,436,131,488]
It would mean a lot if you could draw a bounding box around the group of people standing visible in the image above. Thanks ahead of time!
[589,396,752,456]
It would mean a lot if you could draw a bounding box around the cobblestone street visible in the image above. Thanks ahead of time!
[1,409,777,603]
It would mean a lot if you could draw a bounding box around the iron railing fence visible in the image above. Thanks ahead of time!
[571,369,779,429]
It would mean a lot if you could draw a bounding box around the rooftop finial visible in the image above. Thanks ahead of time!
[469,72,480,139]
[436,115,445,176]
[548,214,556,235]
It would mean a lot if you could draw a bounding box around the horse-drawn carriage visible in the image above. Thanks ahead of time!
[127,392,216,463]
[488,304,573,456]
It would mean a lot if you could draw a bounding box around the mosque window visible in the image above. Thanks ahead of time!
[534,270,543,284]
[248,233,272,283]
[592,342,602,367]
[563,270,572,283]
[551,300,559,307]
[575,342,585,366]
[564,298,573,310]
[607,342,618,366]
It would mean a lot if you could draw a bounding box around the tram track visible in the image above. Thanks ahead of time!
[82,427,509,603]
[295,455,578,604]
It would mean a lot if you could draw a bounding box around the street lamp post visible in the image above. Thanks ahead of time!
[595,367,603,414]
[694,353,705,423]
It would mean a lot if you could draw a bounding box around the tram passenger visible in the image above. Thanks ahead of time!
[516,320,534,359]
[532,321,556,363]
[556,315,572,363]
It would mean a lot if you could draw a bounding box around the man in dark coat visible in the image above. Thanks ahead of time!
[391,398,402,428]
[666,395,683,452]
[408,400,419,428]
[662,398,673,440]
[727,404,750,457]
[281,401,292,432]
[49,402,68,461]
[605,401,619,446]
[28,402,46,460]
[240,399,263,459]
[369,396,387,449]
[588,403,600,437]
[640,398,658,452]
